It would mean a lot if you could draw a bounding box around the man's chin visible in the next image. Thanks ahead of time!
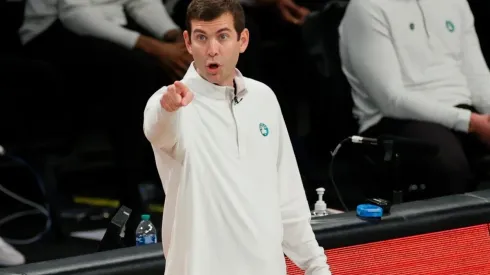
[205,74,221,84]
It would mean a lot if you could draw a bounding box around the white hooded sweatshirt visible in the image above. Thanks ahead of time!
[143,64,331,275]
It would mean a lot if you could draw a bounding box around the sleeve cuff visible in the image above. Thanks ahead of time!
[454,108,472,133]
[125,30,141,49]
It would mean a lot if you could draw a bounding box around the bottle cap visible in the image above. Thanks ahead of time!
[141,214,151,221]
[356,204,383,218]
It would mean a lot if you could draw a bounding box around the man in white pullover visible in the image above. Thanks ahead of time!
[339,0,490,197]
[143,0,332,274]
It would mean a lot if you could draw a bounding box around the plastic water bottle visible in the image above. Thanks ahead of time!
[135,214,157,246]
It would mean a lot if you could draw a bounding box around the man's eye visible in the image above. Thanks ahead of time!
[197,35,206,41]
[219,34,229,40]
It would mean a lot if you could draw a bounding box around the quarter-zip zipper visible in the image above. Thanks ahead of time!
[230,82,242,157]
[416,0,430,38]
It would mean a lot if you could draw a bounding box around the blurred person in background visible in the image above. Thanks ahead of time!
[20,0,192,82]
[19,0,191,230]
[339,0,490,198]
[1,0,69,145]
[1,1,51,263]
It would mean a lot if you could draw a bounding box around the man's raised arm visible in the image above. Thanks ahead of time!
[143,81,193,150]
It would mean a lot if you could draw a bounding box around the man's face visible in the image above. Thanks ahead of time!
[183,13,249,86]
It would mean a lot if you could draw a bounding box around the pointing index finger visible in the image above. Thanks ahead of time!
[174,81,188,95]
[167,84,176,93]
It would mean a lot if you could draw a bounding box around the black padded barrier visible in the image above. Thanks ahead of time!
[0,243,166,275]
[2,190,490,275]
[313,189,490,249]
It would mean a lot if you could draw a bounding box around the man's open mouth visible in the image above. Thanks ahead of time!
[207,63,220,69]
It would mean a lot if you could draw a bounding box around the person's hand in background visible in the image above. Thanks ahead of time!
[277,0,310,25]
[163,29,185,43]
[469,113,490,147]
[156,42,193,80]
[136,35,193,81]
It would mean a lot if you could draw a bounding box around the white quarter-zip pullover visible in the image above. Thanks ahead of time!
[339,0,490,133]
[143,64,331,275]
[19,0,178,49]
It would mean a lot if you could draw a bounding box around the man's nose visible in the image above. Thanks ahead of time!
[207,39,219,56]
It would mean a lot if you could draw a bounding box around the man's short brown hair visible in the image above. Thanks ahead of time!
[186,0,246,38]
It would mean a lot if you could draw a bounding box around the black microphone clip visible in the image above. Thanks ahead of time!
[233,97,242,105]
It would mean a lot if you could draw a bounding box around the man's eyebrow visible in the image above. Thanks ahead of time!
[193,27,232,35]
[216,27,232,33]
[193,28,207,35]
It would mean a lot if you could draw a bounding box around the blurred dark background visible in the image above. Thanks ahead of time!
[0,0,489,267]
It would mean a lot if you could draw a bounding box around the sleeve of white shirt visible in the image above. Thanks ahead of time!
[341,0,471,132]
[125,0,179,40]
[143,87,180,151]
[59,0,140,49]
[275,100,331,275]
[459,1,490,114]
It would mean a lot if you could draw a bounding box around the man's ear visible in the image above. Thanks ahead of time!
[239,28,249,54]
[183,30,192,55]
